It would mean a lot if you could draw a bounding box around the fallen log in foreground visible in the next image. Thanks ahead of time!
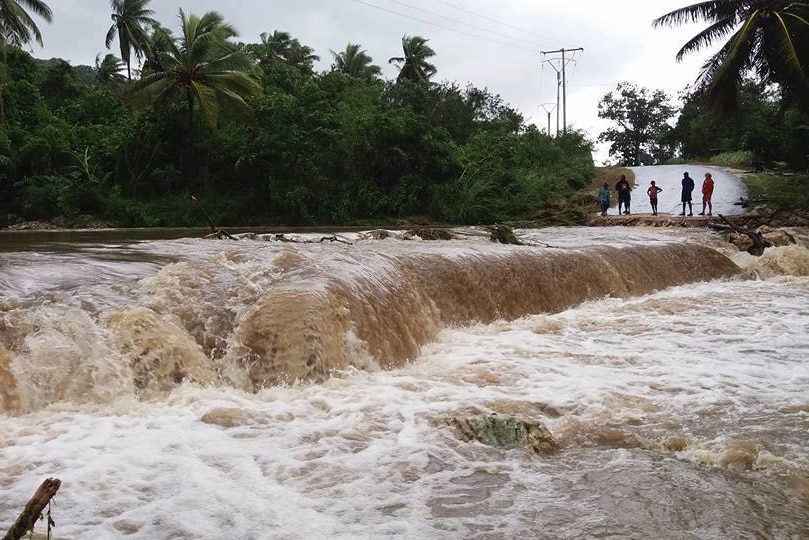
[3,478,60,540]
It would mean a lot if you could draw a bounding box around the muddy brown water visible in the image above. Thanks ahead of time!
[1,226,807,538]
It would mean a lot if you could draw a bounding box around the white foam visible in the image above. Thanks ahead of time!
[2,274,808,537]
[2,228,809,537]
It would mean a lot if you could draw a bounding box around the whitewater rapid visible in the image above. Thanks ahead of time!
[1,227,808,538]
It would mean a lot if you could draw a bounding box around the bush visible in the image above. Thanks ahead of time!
[710,150,753,166]
[13,175,68,219]
[432,175,498,224]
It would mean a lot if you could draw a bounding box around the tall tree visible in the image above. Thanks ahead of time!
[105,0,158,80]
[248,30,319,72]
[0,0,53,122]
[597,82,677,166]
[128,9,259,129]
[0,0,52,46]
[389,35,436,84]
[330,43,380,79]
[140,23,172,73]
[248,30,292,68]
[653,1,809,114]
[284,40,319,73]
[127,9,260,189]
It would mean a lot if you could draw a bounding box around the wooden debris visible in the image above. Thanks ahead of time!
[191,195,238,241]
[714,214,774,256]
[404,228,454,241]
[273,234,354,245]
[3,478,61,540]
[486,224,522,245]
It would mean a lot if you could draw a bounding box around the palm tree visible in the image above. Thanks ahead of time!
[127,9,260,131]
[95,53,126,87]
[249,30,292,68]
[0,0,53,122]
[653,1,809,114]
[248,30,319,72]
[330,43,380,79]
[0,0,52,45]
[389,35,437,84]
[105,0,158,80]
[140,23,173,73]
[284,40,319,72]
[127,10,260,189]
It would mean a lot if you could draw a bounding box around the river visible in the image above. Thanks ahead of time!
[1,226,808,539]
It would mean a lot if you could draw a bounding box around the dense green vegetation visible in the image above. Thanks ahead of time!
[743,172,809,210]
[5,1,807,227]
[675,82,809,171]
[599,79,809,171]
[0,6,595,228]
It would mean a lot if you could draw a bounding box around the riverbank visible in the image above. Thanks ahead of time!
[585,210,809,228]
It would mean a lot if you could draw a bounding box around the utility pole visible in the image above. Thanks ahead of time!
[540,103,556,136]
[541,58,562,136]
[540,47,583,135]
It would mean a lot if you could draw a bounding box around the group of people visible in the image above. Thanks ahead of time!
[596,171,715,217]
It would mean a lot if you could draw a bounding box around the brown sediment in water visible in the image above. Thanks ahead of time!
[0,241,741,407]
[225,243,740,390]
[0,342,21,413]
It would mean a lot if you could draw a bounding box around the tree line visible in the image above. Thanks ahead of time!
[0,0,594,227]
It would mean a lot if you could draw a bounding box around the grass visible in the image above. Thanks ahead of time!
[530,167,637,225]
[666,151,753,171]
[710,150,754,168]
[742,172,809,209]
[593,167,635,189]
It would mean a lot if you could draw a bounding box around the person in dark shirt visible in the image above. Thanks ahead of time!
[680,172,695,216]
[615,175,632,215]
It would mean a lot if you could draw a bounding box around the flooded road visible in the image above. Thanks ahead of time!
[629,165,747,216]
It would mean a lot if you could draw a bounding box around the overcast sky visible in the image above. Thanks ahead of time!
[34,0,711,163]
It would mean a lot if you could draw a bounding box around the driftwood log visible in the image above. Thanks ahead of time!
[273,234,354,245]
[3,478,60,540]
[191,195,238,241]
[710,214,774,256]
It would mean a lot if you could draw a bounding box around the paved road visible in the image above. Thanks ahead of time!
[620,165,748,216]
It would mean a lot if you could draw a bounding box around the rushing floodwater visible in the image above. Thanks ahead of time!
[1,226,808,539]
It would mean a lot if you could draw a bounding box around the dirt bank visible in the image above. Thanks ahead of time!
[585,210,809,228]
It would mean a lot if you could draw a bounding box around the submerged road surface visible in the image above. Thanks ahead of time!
[625,165,747,216]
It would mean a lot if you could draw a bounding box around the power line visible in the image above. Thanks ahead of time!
[349,0,538,52]
[381,0,549,49]
[436,0,566,45]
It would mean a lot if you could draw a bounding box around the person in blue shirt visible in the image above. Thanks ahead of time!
[597,182,610,216]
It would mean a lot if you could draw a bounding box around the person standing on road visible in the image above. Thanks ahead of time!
[680,172,695,216]
[647,180,663,216]
[699,172,715,216]
[597,182,611,216]
[615,175,632,215]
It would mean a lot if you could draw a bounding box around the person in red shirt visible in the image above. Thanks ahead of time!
[646,180,663,216]
[699,172,715,216]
